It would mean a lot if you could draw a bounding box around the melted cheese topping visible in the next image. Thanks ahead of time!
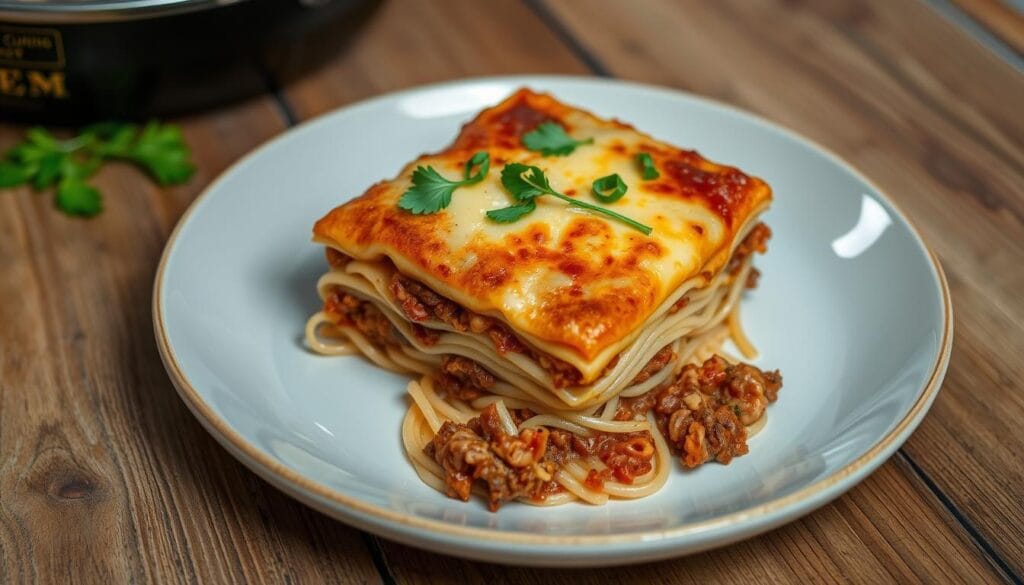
[313,89,772,381]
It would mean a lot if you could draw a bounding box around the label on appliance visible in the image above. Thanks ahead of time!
[0,26,68,99]
[0,26,65,68]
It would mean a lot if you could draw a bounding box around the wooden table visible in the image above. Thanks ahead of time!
[2,1,1022,582]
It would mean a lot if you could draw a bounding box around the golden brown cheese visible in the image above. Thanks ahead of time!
[313,89,771,379]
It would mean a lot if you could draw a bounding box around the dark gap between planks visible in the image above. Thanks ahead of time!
[259,67,300,127]
[899,452,1023,584]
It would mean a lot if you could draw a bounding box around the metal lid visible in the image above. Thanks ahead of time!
[0,0,248,23]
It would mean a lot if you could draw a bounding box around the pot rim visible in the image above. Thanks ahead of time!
[0,0,248,24]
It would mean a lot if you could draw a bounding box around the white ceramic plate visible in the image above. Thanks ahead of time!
[154,76,951,567]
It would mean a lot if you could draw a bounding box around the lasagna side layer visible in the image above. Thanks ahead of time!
[313,89,771,378]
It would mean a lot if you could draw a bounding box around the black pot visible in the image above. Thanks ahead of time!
[0,0,379,124]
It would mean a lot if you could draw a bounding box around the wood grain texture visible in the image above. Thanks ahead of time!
[0,97,382,584]
[281,0,590,118]
[541,0,1024,575]
[2,0,1021,582]
[951,0,1024,53]
[375,460,999,584]
[275,0,1018,581]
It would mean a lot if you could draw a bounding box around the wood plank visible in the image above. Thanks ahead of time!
[951,0,1024,54]
[542,0,1024,574]
[275,0,1011,580]
[282,0,590,118]
[376,460,1000,584]
[0,97,382,583]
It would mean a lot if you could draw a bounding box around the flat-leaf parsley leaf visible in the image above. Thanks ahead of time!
[56,178,103,217]
[521,122,593,156]
[486,200,536,223]
[0,121,195,217]
[398,150,490,214]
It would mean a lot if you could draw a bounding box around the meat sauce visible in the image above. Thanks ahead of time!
[325,281,783,508]
[425,411,555,512]
[728,222,771,289]
[617,356,782,468]
[322,288,394,346]
[388,272,584,388]
[321,274,675,391]
[546,428,656,490]
[426,404,657,510]
[322,221,780,509]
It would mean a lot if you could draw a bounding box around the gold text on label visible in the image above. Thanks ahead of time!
[0,69,69,98]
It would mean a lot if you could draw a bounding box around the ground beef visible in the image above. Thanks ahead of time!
[728,222,772,279]
[389,273,586,385]
[537,353,584,388]
[616,355,781,469]
[661,356,781,467]
[668,404,748,467]
[746,267,762,289]
[325,247,350,268]
[389,274,438,323]
[390,273,482,332]
[613,390,660,423]
[425,404,556,511]
[322,287,394,346]
[486,322,528,355]
[436,355,496,401]
[409,323,440,346]
[544,429,655,488]
[628,345,675,386]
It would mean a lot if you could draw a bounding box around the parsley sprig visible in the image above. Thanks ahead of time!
[522,122,593,156]
[487,163,652,235]
[0,121,195,217]
[398,151,490,214]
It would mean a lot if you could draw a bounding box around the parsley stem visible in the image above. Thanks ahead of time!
[519,173,653,235]
[58,135,92,153]
[548,191,653,235]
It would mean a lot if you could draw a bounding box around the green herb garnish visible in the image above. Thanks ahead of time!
[56,179,102,216]
[0,121,195,217]
[485,199,536,223]
[521,122,593,156]
[636,152,660,180]
[398,150,490,214]
[591,173,627,204]
[487,163,652,235]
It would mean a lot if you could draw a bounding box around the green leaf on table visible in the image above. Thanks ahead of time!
[0,119,194,217]
[0,162,32,187]
[33,152,65,190]
[121,121,196,185]
[26,127,60,150]
[55,178,102,217]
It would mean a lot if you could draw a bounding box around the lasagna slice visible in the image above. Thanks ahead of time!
[306,89,781,510]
